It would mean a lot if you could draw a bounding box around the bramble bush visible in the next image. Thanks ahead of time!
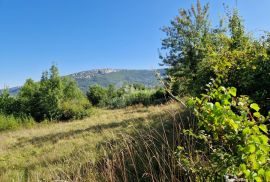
[179,83,270,181]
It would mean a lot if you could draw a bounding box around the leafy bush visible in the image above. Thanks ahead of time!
[151,88,168,104]
[87,84,108,106]
[0,89,20,115]
[125,90,153,106]
[60,77,91,120]
[60,100,91,120]
[106,97,127,108]
[87,83,168,108]
[180,85,270,181]
[0,114,35,131]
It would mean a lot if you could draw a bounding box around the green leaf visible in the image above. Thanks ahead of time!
[258,155,267,164]
[254,112,261,118]
[260,145,270,153]
[245,170,251,178]
[243,128,251,135]
[177,146,184,151]
[215,102,221,107]
[250,103,260,112]
[187,98,195,107]
[258,168,265,176]
[240,164,246,171]
[266,170,270,181]
[206,102,214,109]
[247,144,256,153]
[254,176,262,182]
[229,87,237,96]
[251,135,260,143]
[228,119,238,131]
[259,125,268,133]
[252,161,260,170]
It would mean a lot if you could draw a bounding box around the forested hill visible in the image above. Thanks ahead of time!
[68,69,165,92]
[4,69,165,94]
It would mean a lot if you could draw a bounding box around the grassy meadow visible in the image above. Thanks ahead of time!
[0,102,179,182]
[1,1,270,181]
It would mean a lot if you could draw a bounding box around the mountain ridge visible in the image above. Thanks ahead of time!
[3,68,165,94]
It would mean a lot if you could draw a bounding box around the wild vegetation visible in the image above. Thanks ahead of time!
[0,0,269,182]
[87,83,168,108]
[94,1,270,181]
[158,1,270,181]
[0,65,91,130]
[0,103,178,181]
[161,1,270,114]
[0,66,167,131]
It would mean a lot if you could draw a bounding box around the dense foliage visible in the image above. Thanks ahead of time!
[181,85,270,181]
[160,1,270,181]
[0,65,90,124]
[160,1,270,114]
[0,113,34,131]
[87,83,168,108]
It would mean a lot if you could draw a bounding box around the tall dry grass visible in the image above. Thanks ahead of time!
[0,103,180,182]
[93,105,206,182]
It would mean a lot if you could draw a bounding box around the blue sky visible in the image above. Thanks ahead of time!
[0,0,270,88]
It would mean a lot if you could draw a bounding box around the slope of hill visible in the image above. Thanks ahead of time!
[68,69,164,92]
[4,69,165,94]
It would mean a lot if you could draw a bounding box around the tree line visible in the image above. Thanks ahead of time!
[0,65,90,122]
[0,65,168,130]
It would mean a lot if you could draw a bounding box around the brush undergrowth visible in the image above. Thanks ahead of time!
[0,114,35,131]
[91,105,202,182]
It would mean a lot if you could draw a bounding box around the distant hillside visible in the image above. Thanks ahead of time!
[68,69,165,92]
[1,86,21,96]
[4,69,165,95]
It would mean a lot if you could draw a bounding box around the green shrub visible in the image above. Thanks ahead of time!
[125,91,152,106]
[60,100,91,120]
[151,88,168,104]
[87,84,108,106]
[0,89,20,115]
[0,114,35,131]
[60,77,91,120]
[181,85,270,181]
[106,97,127,109]
[87,83,168,108]
[0,114,19,131]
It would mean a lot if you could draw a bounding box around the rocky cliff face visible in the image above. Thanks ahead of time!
[70,69,122,79]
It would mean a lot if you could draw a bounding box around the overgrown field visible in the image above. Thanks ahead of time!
[0,102,179,182]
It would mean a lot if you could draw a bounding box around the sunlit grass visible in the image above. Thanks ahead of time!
[0,102,178,182]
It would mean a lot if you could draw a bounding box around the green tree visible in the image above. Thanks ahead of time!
[160,0,213,95]
[17,79,40,117]
[0,89,18,115]
[87,84,108,106]
[18,65,90,121]
[161,0,270,113]
[107,84,117,99]
[38,65,63,120]
[60,77,90,120]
